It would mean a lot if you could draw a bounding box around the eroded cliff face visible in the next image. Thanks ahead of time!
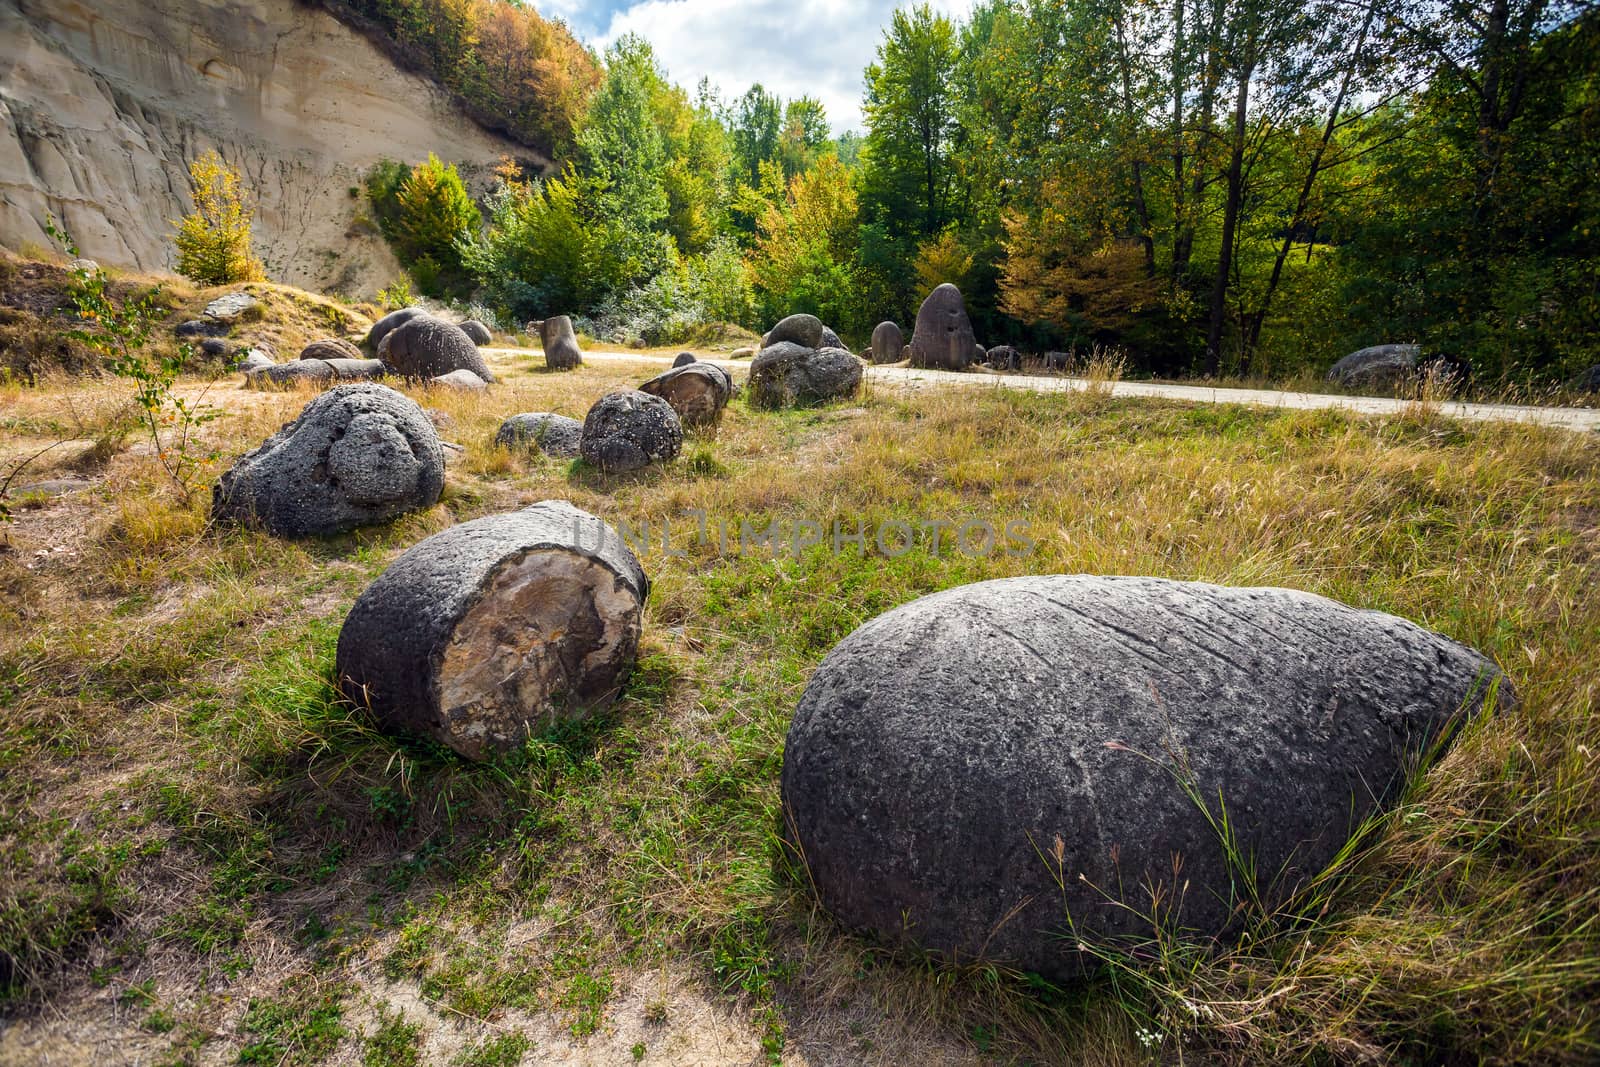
[0,0,543,296]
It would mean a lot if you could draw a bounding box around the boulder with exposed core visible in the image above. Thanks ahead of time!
[336,501,649,760]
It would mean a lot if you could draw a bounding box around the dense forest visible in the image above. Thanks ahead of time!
[346,0,1600,384]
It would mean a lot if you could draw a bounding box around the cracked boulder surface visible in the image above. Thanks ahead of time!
[379,316,497,382]
[781,575,1510,980]
[212,382,444,537]
[335,501,649,761]
[638,362,733,427]
[748,343,862,408]
[580,391,683,472]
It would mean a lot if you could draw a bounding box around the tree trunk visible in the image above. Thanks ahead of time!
[1113,2,1156,275]
[336,502,649,761]
[1243,0,1377,358]
[1172,0,1226,284]
[1205,58,1253,377]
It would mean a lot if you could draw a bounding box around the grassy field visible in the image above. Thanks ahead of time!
[1,352,1597,1065]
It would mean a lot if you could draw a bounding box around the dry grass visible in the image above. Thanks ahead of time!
[1,348,1597,1065]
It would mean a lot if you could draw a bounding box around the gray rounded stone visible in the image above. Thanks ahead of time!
[175,318,229,340]
[335,501,649,760]
[1327,344,1421,388]
[672,352,697,368]
[988,345,1022,372]
[820,326,844,351]
[870,322,904,364]
[213,383,444,537]
[380,317,497,383]
[236,351,276,374]
[748,343,862,408]
[495,413,584,458]
[247,360,337,388]
[909,284,977,371]
[430,369,489,391]
[782,575,1510,980]
[366,307,428,350]
[301,338,364,361]
[199,338,231,358]
[203,292,260,322]
[322,358,388,381]
[459,320,493,346]
[580,391,683,473]
[766,314,826,350]
[638,362,732,427]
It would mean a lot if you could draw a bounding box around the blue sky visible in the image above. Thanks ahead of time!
[538,0,978,134]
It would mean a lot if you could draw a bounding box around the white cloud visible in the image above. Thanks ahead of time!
[596,0,977,134]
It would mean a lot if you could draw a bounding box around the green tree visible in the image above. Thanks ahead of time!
[779,96,832,177]
[860,5,962,240]
[578,37,675,293]
[171,150,265,286]
[730,86,782,188]
[392,153,481,297]
[750,156,865,331]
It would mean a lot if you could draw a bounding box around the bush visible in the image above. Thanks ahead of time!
[171,151,265,286]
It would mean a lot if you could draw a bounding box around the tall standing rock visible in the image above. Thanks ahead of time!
[909,284,977,371]
[782,575,1510,979]
[336,501,649,761]
[870,322,904,364]
[542,315,584,370]
[213,383,444,536]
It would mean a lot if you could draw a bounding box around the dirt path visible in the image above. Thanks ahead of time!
[486,348,1600,434]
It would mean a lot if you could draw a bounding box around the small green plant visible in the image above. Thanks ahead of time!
[237,981,347,1065]
[363,1006,422,1067]
[453,1032,531,1067]
[45,217,220,506]
[377,277,414,312]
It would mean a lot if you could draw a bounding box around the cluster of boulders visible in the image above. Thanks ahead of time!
[748,314,863,408]
[234,304,500,391]
[200,294,1515,991]
[1324,343,1472,392]
[867,285,1069,374]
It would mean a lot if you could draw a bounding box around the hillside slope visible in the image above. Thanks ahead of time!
[0,0,547,296]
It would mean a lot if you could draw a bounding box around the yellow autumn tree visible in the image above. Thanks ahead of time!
[913,228,974,294]
[172,150,265,285]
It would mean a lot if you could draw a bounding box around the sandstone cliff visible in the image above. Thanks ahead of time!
[0,0,545,296]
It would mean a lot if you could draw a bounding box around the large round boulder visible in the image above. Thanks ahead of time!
[1327,344,1421,388]
[380,316,497,383]
[580,391,684,473]
[870,322,904,364]
[495,413,584,458]
[765,314,826,350]
[909,284,977,371]
[638,362,733,427]
[541,315,584,370]
[782,575,1509,980]
[213,383,444,537]
[748,343,862,408]
[336,501,648,761]
[366,307,428,350]
[300,338,364,362]
[458,320,493,346]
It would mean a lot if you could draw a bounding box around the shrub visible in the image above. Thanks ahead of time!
[171,151,265,286]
